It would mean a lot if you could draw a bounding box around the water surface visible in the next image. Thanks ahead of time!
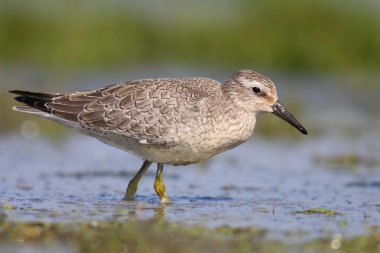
[1,72,379,243]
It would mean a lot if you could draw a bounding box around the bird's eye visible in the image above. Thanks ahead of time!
[252,87,262,94]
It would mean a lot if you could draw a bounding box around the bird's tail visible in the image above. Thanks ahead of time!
[9,90,60,115]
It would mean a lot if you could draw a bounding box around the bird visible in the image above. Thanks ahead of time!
[10,69,307,203]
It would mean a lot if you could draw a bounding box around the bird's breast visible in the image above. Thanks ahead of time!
[83,109,256,166]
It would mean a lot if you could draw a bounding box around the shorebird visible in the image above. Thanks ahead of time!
[10,70,307,203]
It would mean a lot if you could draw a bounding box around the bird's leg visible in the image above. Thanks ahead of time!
[154,163,169,203]
[123,160,153,200]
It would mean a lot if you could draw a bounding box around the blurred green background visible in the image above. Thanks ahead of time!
[1,0,379,72]
[1,0,379,134]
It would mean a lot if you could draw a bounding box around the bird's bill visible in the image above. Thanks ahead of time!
[272,101,308,135]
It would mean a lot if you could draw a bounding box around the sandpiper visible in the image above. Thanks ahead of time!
[10,70,307,203]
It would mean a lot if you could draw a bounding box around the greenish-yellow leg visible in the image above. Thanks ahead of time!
[154,163,169,203]
[123,160,152,200]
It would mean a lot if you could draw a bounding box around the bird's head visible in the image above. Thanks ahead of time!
[223,70,308,135]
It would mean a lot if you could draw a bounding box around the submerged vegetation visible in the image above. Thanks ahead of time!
[313,154,380,170]
[0,220,379,253]
[294,208,341,216]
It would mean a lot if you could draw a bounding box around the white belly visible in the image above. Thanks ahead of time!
[71,112,256,165]
[93,132,214,165]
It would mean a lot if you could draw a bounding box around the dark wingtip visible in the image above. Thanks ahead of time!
[9,90,23,95]
[9,90,58,99]
[9,90,54,113]
[14,95,26,103]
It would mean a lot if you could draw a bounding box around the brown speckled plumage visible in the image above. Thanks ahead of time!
[10,70,307,202]
[48,78,220,146]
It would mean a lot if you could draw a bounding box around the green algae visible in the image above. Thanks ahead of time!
[0,220,379,253]
[294,208,341,216]
[313,154,380,170]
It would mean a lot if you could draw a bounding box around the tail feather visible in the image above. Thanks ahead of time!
[9,90,83,124]
[9,90,60,99]
[9,90,60,113]
[12,105,48,116]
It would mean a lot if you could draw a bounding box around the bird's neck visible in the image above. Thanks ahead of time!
[221,80,250,114]
[217,82,257,141]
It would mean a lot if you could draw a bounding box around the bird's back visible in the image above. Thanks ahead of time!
[11,77,238,163]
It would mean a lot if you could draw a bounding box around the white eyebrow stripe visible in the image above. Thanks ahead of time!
[241,79,265,89]
[250,80,265,88]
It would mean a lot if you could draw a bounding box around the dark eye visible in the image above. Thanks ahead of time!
[252,87,261,94]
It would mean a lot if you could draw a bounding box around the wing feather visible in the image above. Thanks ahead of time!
[43,78,221,145]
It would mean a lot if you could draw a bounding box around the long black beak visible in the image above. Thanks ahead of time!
[272,101,308,135]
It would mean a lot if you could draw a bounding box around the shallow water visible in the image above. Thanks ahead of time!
[1,71,380,244]
[1,130,379,242]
